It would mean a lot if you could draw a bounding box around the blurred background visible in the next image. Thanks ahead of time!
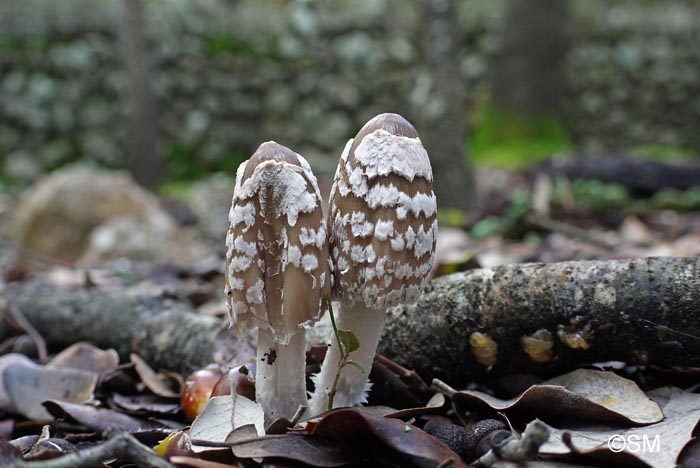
[1,0,700,280]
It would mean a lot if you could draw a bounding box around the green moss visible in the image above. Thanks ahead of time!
[505,187,533,220]
[0,36,48,54]
[648,188,700,211]
[164,142,246,183]
[203,34,283,61]
[437,208,468,227]
[471,216,503,240]
[629,144,696,163]
[164,143,200,180]
[558,179,632,212]
[470,107,572,169]
[157,180,194,200]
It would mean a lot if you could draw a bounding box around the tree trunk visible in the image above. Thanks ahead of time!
[414,0,476,213]
[119,0,164,188]
[492,0,569,116]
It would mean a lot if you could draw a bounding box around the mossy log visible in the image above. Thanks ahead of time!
[2,257,699,384]
[379,256,700,384]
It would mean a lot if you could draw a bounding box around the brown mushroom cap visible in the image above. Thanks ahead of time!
[328,113,437,309]
[226,141,331,344]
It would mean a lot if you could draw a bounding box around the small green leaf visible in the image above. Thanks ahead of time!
[337,329,360,353]
[344,360,365,374]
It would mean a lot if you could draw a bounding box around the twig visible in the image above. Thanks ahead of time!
[4,302,48,363]
[431,378,457,398]
[475,420,550,467]
[11,429,174,468]
[289,404,307,426]
[527,214,620,249]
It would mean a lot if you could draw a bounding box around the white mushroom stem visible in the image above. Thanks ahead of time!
[256,329,308,425]
[310,303,386,415]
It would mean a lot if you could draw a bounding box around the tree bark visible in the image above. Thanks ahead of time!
[0,283,225,374]
[492,0,569,116]
[379,256,700,385]
[2,257,699,384]
[415,0,476,213]
[119,0,164,188]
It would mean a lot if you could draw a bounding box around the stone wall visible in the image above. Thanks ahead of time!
[0,0,698,183]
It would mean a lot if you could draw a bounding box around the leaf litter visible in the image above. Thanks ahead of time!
[438,369,664,426]
[539,386,700,468]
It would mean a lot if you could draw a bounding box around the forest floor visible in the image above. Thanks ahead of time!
[0,157,699,468]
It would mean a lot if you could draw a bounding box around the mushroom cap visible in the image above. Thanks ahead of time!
[225,141,331,344]
[328,113,437,310]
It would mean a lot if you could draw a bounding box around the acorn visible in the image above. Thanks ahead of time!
[181,367,222,421]
[211,363,256,401]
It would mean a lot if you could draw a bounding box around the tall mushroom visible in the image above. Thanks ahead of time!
[310,113,437,414]
[225,141,330,425]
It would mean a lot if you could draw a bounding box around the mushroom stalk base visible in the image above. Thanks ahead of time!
[309,303,385,416]
[255,329,307,426]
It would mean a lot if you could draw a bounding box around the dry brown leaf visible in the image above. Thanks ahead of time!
[448,369,663,425]
[43,400,163,432]
[0,353,98,420]
[190,395,264,452]
[170,456,245,468]
[311,408,468,468]
[48,342,119,374]
[130,353,180,398]
[229,434,358,467]
[539,386,700,468]
[385,393,446,419]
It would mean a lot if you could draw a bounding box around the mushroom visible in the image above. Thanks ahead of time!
[309,113,437,414]
[225,141,330,425]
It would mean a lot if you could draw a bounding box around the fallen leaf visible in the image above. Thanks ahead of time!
[190,395,264,452]
[130,353,180,398]
[48,342,119,374]
[110,393,181,415]
[0,354,98,420]
[0,354,36,411]
[170,456,244,468]
[368,353,433,409]
[43,400,163,432]
[229,434,358,467]
[446,369,663,425]
[539,386,700,468]
[311,408,468,468]
[385,393,446,420]
[0,442,23,465]
[225,424,259,443]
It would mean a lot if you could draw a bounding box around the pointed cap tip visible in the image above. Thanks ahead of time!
[244,141,300,180]
[356,113,419,142]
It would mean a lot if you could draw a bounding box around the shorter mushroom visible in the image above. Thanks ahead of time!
[225,141,330,424]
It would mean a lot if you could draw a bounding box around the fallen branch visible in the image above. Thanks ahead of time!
[379,256,700,384]
[0,283,223,374]
[534,157,700,194]
[13,429,174,468]
[2,257,699,384]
